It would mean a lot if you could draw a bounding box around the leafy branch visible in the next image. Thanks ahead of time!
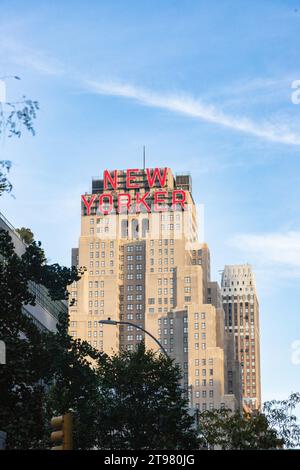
[0,78,39,196]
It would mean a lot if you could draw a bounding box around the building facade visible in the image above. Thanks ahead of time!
[69,167,241,411]
[221,264,261,410]
[0,211,66,332]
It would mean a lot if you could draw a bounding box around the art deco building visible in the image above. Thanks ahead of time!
[221,264,261,410]
[69,167,240,411]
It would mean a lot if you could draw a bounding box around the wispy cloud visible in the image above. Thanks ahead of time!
[85,79,300,146]
[0,38,65,76]
[229,231,300,275]
[2,32,300,147]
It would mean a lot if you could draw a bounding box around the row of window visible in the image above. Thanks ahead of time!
[195,390,214,398]
[125,294,143,301]
[148,267,175,273]
[89,301,104,307]
[124,334,143,341]
[127,255,143,261]
[158,317,188,325]
[150,249,174,256]
[89,240,114,248]
[127,245,144,252]
[87,331,103,337]
[123,304,143,311]
[127,264,143,270]
[158,278,174,285]
[126,273,143,280]
[150,239,174,246]
[88,310,104,315]
[121,313,144,320]
[88,270,114,276]
[148,293,174,302]
[89,281,104,288]
[90,251,114,258]
[194,403,216,411]
[89,261,114,267]
[150,258,175,265]
[88,291,104,297]
[194,379,214,387]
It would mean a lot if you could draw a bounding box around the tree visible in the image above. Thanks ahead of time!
[94,343,199,450]
[197,408,283,450]
[44,309,105,450]
[0,228,102,449]
[16,227,34,244]
[0,229,55,448]
[263,393,300,449]
[0,76,39,196]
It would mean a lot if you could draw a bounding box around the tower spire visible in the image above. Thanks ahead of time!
[143,145,146,169]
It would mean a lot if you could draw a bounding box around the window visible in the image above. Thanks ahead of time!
[142,219,149,238]
[121,220,129,238]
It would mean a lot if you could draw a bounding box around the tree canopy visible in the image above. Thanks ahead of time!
[95,343,199,450]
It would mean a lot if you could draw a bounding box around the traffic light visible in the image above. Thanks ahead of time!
[50,412,73,450]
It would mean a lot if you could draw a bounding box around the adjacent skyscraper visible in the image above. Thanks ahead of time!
[69,167,243,412]
[221,264,261,410]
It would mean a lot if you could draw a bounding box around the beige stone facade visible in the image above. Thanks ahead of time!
[221,264,261,410]
[69,168,240,411]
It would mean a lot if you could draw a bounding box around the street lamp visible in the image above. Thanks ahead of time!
[0,75,21,80]
[99,318,169,358]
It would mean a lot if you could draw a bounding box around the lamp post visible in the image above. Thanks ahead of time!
[99,318,169,358]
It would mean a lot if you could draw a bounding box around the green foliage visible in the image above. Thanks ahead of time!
[15,227,34,244]
[2,97,39,138]
[0,96,39,137]
[0,87,39,196]
[263,393,300,448]
[197,408,284,449]
[0,161,12,194]
[0,228,92,449]
[44,309,105,450]
[95,343,199,450]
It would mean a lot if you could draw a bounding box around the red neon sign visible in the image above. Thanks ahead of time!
[81,168,187,214]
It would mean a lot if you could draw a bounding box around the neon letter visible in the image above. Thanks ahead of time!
[136,192,151,212]
[146,167,167,188]
[118,193,131,213]
[126,169,140,189]
[154,191,167,212]
[99,193,113,214]
[172,190,186,210]
[81,194,96,215]
[104,169,117,190]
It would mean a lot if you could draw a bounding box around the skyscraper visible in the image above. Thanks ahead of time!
[69,167,240,411]
[221,264,261,410]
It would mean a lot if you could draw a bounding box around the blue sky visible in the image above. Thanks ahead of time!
[0,0,300,408]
